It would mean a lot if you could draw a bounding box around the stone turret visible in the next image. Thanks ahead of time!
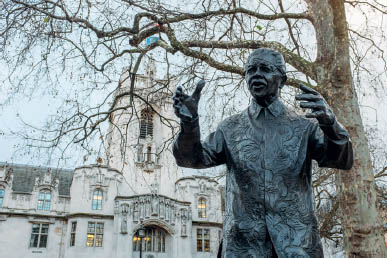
[105,56,178,197]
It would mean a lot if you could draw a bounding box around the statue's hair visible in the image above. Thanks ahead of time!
[244,48,287,85]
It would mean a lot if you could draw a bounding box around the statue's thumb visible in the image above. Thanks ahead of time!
[192,80,205,101]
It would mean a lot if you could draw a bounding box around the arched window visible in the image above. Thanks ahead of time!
[139,109,153,139]
[198,197,207,218]
[37,190,51,211]
[0,187,4,208]
[92,189,103,210]
[133,227,166,253]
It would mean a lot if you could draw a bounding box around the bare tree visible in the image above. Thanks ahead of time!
[1,0,387,256]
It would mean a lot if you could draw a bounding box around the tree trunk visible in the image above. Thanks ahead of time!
[308,0,386,256]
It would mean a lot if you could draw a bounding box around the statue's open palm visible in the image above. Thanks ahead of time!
[173,80,205,122]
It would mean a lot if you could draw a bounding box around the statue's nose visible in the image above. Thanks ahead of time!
[254,67,264,76]
[254,69,264,78]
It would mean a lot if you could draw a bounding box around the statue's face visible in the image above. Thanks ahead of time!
[245,53,284,102]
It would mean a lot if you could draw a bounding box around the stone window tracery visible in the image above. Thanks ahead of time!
[29,223,49,248]
[139,109,154,139]
[70,221,77,247]
[37,190,51,211]
[92,189,103,210]
[197,228,210,252]
[198,197,207,218]
[86,222,104,247]
[133,227,166,253]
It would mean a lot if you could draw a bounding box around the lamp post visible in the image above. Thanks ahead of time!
[138,224,146,258]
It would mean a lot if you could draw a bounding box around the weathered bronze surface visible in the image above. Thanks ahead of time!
[173,48,353,258]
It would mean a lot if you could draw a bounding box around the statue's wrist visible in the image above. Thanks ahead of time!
[318,117,345,141]
[318,115,335,126]
[180,113,198,123]
[180,116,199,133]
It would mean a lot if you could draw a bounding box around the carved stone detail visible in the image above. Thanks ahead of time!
[122,194,190,233]
[120,204,129,234]
[133,201,139,222]
[181,208,187,237]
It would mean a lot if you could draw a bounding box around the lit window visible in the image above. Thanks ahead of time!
[70,221,77,247]
[29,224,49,248]
[0,188,4,208]
[86,222,104,247]
[197,228,210,252]
[198,197,207,218]
[133,227,166,252]
[92,189,103,210]
[139,109,153,139]
[37,191,51,211]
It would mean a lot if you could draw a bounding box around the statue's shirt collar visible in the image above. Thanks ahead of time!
[249,98,284,119]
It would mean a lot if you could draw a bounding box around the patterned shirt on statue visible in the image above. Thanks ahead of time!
[173,99,353,258]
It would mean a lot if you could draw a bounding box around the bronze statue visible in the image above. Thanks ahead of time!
[173,48,353,257]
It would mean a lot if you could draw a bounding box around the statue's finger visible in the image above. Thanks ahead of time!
[295,94,320,101]
[173,94,181,102]
[181,94,189,101]
[173,91,189,102]
[299,84,319,95]
[191,80,205,100]
[174,108,182,118]
[174,86,185,96]
[305,112,317,118]
[299,102,325,109]
[172,87,182,98]
[305,110,324,118]
[173,100,182,109]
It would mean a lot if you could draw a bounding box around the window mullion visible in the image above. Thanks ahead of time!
[202,230,206,252]
[37,224,42,248]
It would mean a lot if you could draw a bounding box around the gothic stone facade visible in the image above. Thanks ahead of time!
[0,163,222,258]
[0,59,223,258]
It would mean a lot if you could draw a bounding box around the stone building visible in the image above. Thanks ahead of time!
[0,59,223,258]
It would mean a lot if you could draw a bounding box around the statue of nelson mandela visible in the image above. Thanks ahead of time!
[172,48,353,258]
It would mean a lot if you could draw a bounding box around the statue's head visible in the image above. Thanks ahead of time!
[244,48,287,103]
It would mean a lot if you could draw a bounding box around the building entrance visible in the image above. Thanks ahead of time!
[132,226,171,258]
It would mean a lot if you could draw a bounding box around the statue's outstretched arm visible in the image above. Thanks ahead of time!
[296,84,354,170]
[172,80,226,168]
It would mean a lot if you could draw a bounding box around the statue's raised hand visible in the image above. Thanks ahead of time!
[173,80,205,122]
[296,84,335,125]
